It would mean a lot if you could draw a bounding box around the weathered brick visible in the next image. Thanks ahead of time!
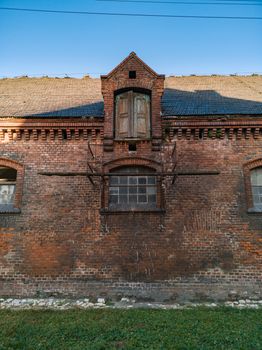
[0,54,261,301]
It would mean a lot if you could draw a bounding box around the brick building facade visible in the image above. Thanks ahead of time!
[0,52,261,301]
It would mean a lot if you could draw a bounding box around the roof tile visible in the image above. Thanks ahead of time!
[0,75,262,117]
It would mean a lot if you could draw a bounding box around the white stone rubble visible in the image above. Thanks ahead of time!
[0,298,261,310]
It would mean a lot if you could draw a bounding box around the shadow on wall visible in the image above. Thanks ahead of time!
[19,89,262,117]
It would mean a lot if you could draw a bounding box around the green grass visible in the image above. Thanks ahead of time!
[0,308,261,349]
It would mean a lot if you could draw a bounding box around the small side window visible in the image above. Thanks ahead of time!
[251,167,262,210]
[0,166,17,210]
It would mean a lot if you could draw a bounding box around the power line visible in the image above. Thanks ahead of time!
[0,7,262,20]
[224,0,262,1]
[1,71,261,78]
[173,0,262,2]
[97,0,262,6]
[0,72,106,78]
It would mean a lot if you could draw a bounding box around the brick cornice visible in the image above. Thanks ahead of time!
[0,118,104,128]
[162,119,262,128]
[162,118,262,140]
[0,119,104,142]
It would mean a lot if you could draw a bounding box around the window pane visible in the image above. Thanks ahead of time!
[110,176,119,185]
[253,195,260,205]
[138,195,147,203]
[138,177,146,184]
[253,187,260,195]
[258,173,262,184]
[119,176,128,185]
[109,195,118,204]
[251,168,262,186]
[0,185,15,205]
[129,195,137,203]
[109,187,118,195]
[251,172,257,185]
[119,187,128,194]
[148,194,157,203]
[138,187,146,194]
[148,187,156,195]
[119,195,128,203]
[129,177,137,185]
[129,187,137,194]
[148,176,156,185]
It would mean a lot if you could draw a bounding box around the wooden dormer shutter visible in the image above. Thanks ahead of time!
[115,92,130,138]
[115,90,150,139]
[133,93,150,138]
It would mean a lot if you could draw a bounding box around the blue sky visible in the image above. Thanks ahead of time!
[0,0,261,77]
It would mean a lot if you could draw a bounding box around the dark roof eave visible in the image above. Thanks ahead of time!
[162,113,262,118]
[0,115,104,119]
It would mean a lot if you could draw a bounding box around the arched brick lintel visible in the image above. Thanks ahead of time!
[0,157,23,171]
[115,80,154,91]
[244,158,262,171]
[103,157,162,173]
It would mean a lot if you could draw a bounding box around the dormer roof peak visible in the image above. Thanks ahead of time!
[101,52,164,79]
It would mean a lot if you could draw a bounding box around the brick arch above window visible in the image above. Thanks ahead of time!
[115,80,155,91]
[114,87,152,96]
[0,158,24,213]
[243,158,262,213]
[103,157,162,173]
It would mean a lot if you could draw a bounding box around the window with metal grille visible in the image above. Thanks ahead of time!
[251,167,262,209]
[109,166,157,210]
[0,166,17,208]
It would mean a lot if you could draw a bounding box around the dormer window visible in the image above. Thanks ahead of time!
[115,89,151,140]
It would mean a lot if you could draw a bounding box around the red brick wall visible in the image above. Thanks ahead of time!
[0,121,261,301]
[0,53,261,301]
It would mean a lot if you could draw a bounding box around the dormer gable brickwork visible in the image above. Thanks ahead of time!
[101,52,165,151]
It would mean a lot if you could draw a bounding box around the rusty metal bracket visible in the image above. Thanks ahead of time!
[38,170,220,177]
